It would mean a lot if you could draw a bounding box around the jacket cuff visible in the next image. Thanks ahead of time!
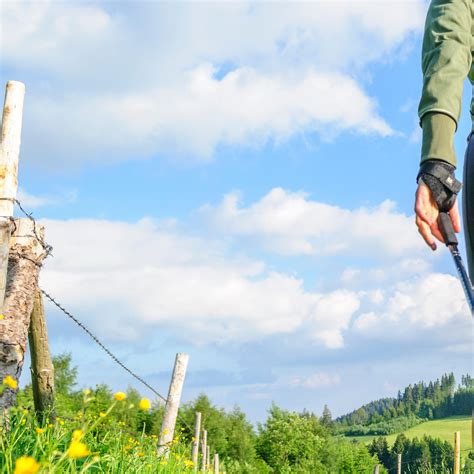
[420,113,457,167]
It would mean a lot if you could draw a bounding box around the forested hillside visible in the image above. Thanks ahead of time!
[335,373,473,437]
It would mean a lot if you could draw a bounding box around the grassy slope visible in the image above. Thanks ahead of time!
[346,416,472,452]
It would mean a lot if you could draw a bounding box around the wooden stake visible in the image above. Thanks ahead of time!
[0,219,46,412]
[28,289,55,423]
[213,453,219,474]
[373,465,380,474]
[201,429,207,472]
[397,453,401,474]
[454,431,461,474]
[157,353,189,457]
[191,411,201,471]
[0,81,25,311]
[206,445,210,470]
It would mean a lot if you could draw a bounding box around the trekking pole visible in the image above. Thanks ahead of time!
[438,212,474,316]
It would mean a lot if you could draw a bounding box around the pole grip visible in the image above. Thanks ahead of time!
[438,212,458,246]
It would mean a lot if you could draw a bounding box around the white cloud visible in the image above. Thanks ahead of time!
[1,0,425,164]
[290,372,341,389]
[201,188,425,257]
[16,187,76,209]
[40,217,359,347]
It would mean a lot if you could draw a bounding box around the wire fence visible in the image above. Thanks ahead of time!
[6,199,193,433]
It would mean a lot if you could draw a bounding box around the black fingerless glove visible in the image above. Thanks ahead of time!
[417,160,462,212]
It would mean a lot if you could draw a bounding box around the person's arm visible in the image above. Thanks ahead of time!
[418,0,472,168]
[415,0,471,249]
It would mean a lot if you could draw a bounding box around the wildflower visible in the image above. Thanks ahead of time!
[47,423,53,428]
[92,455,100,462]
[139,398,151,411]
[22,409,28,415]
[72,429,84,441]
[137,452,145,457]
[124,445,132,451]
[35,428,44,434]
[184,460,194,468]
[59,420,64,425]
[67,440,90,459]
[13,456,40,474]
[83,389,91,396]
[162,428,169,436]
[114,392,126,401]
[20,419,26,425]
[99,412,106,417]
[159,460,168,466]
[3,375,17,389]
[0,314,4,320]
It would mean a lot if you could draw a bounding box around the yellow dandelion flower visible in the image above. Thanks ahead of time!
[20,419,26,425]
[159,460,168,466]
[35,428,44,434]
[124,445,132,451]
[67,440,90,459]
[99,412,106,417]
[59,420,64,425]
[3,375,17,390]
[0,314,4,320]
[22,409,28,415]
[137,452,145,457]
[47,423,53,428]
[114,392,126,401]
[13,456,40,474]
[184,460,194,468]
[72,429,84,441]
[162,428,169,436]
[83,389,91,395]
[138,398,151,411]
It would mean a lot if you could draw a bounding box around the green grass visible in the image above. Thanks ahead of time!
[347,416,472,452]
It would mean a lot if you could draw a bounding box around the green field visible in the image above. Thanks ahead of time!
[347,416,472,452]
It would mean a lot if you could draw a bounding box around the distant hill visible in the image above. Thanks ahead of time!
[334,373,473,437]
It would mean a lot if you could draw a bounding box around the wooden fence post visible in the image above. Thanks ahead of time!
[206,445,210,470]
[201,429,207,472]
[191,411,201,471]
[0,81,24,312]
[373,465,380,474]
[0,219,47,412]
[157,353,189,457]
[28,289,55,423]
[454,431,460,474]
[214,453,219,474]
[397,453,402,474]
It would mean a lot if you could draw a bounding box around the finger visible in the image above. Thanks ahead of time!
[415,184,437,225]
[416,215,436,250]
[449,200,462,233]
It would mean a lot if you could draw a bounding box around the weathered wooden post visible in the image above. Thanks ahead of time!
[397,453,402,474]
[0,81,24,311]
[213,453,219,474]
[454,431,460,474]
[157,353,189,457]
[201,429,207,472]
[373,465,380,474]
[28,289,55,422]
[0,219,47,411]
[206,445,210,470]
[191,411,201,471]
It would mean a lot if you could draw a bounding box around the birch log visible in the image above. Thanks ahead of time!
[0,81,25,311]
[0,219,46,412]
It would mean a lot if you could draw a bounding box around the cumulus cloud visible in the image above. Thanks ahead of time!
[200,188,425,257]
[290,372,341,389]
[40,217,360,347]
[1,0,425,165]
[38,190,470,352]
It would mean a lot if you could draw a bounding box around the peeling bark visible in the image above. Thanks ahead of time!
[0,219,45,413]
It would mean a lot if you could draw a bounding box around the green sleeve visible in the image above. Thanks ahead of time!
[421,112,457,166]
[418,0,472,126]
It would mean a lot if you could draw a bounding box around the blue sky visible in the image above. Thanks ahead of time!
[2,0,472,422]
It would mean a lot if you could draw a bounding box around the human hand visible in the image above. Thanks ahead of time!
[414,181,461,250]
